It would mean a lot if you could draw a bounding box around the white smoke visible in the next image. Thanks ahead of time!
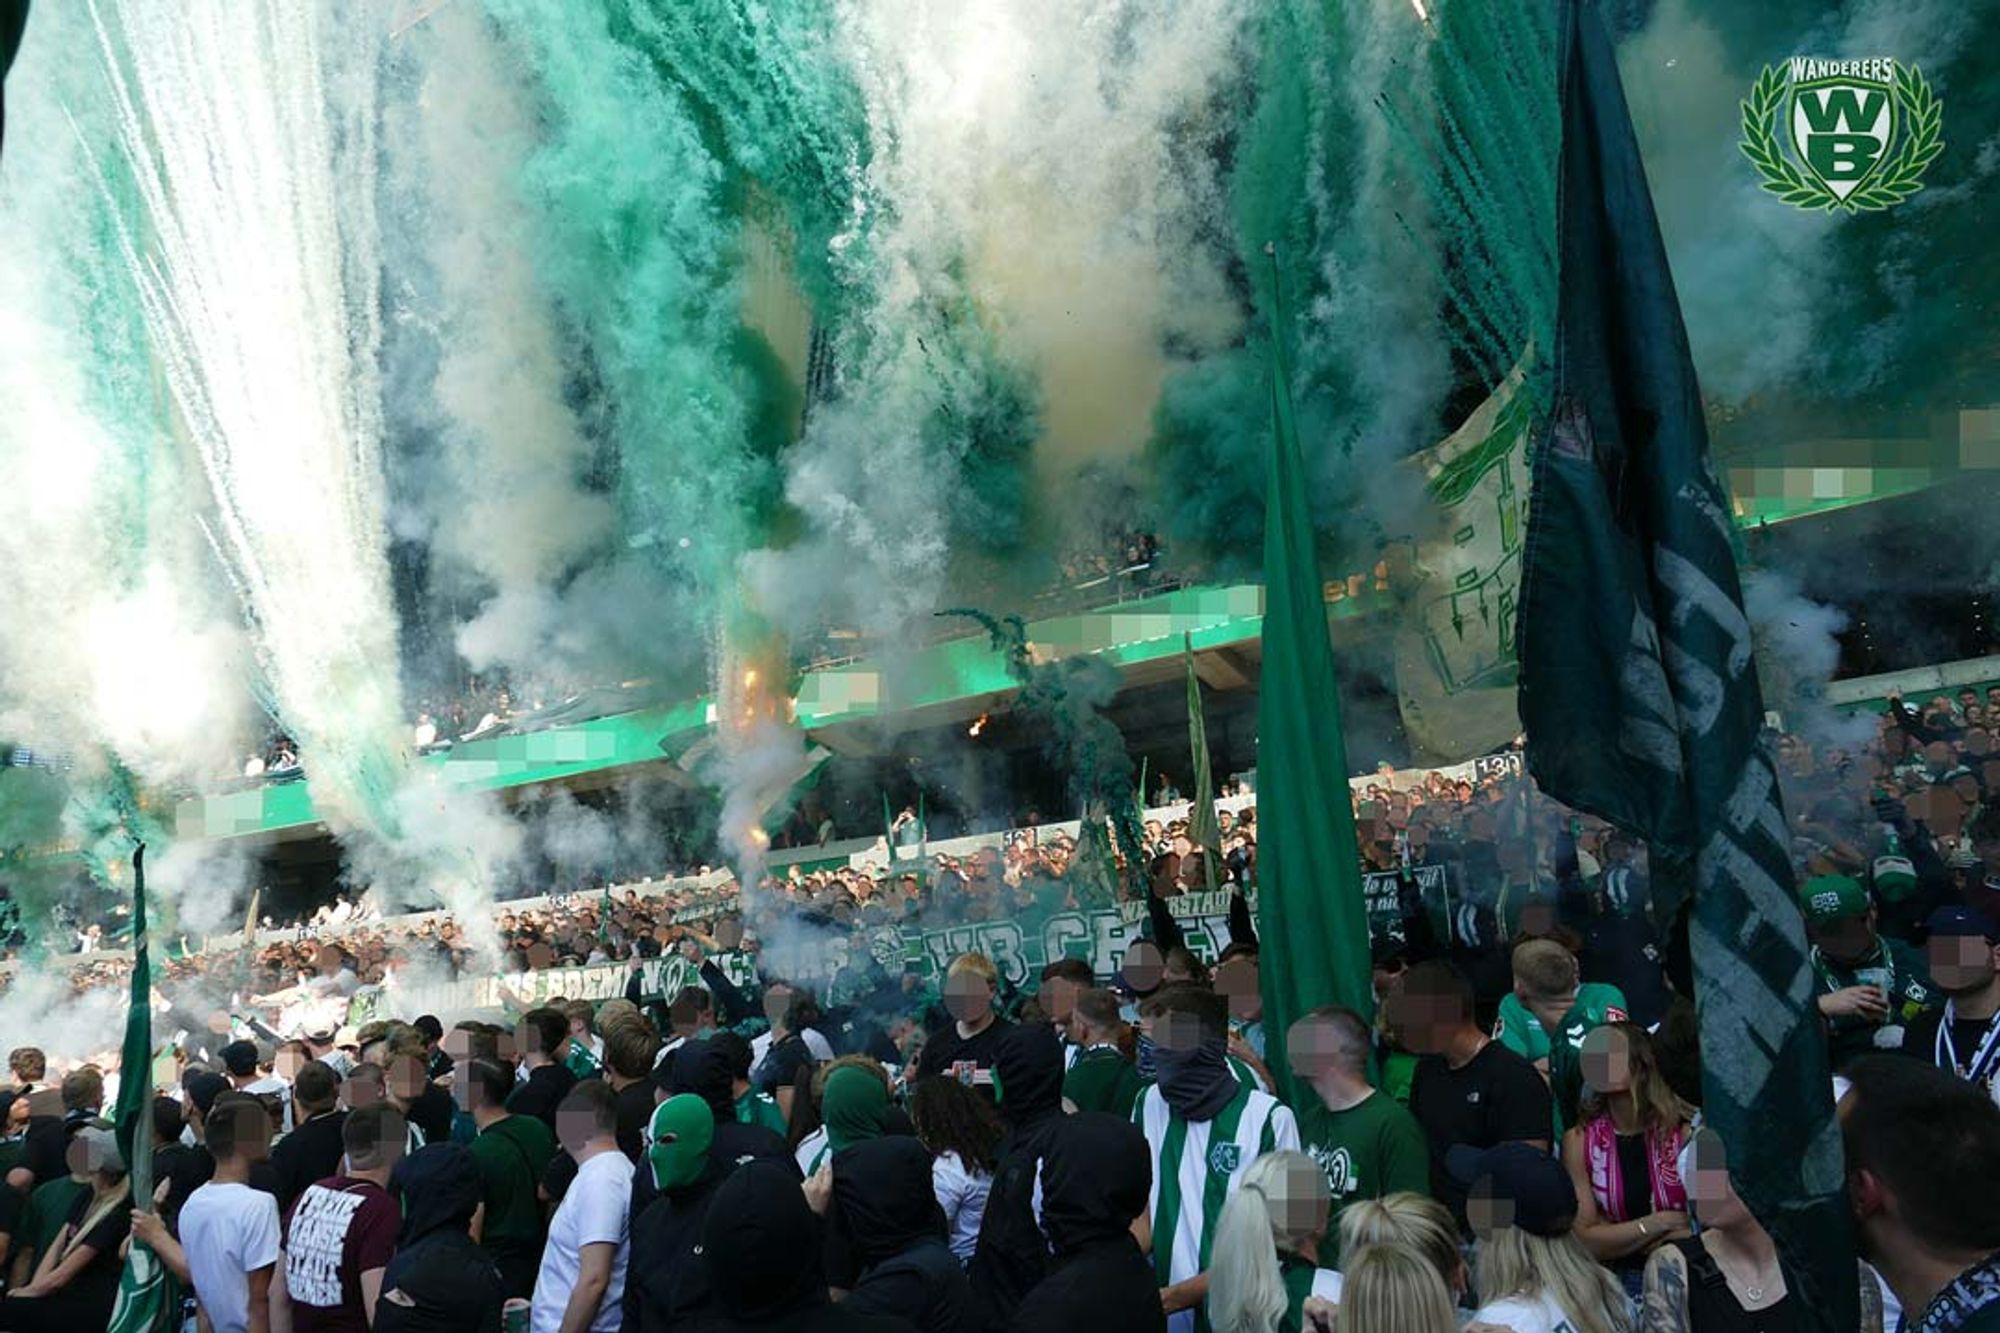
[382,6,615,694]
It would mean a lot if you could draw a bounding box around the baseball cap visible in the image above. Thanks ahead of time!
[220,1040,260,1078]
[183,1069,229,1116]
[1927,905,2000,943]
[1799,874,1869,926]
[1447,1142,1576,1238]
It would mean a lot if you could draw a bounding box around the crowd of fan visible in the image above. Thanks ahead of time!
[0,855,1996,1333]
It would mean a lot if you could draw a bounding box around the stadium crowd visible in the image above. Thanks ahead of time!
[0,694,1998,1330]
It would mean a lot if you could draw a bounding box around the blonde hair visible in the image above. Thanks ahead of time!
[1511,939,1579,1001]
[1207,1152,1329,1333]
[1338,1193,1462,1296]
[1338,1243,1458,1333]
[948,953,999,986]
[1475,1225,1631,1333]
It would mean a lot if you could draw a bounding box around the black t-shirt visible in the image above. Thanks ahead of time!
[1409,1039,1553,1226]
[913,1018,1014,1088]
[20,1114,77,1189]
[615,1081,657,1163]
[406,1083,455,1148]
[58,1187,132,1314]
[506,1063,577,1131]
[163,1145,283,1221]
[1904,1006,2000,1081]
[753,1035,816,1097]
[272,1111,350,1212]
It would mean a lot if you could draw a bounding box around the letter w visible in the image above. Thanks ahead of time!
[1799,87,1884,134]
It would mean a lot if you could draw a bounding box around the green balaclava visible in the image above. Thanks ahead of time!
[648,1094,715,1193]
[820,1065,889,1154]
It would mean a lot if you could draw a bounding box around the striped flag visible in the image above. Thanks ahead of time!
[1516,3,1853,1326]
[107,844,180,1333]
[1182,634,1222,894]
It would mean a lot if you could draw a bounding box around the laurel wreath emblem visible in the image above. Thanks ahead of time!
[1738,62,1944,212]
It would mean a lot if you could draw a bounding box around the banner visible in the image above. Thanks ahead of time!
[1394,363,1535,765]
[1360,864,1452,944]
[340,893,1256,1025]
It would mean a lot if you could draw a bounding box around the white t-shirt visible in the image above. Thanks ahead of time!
[795,1126,830,1177]
[1474,1289,1589,1333]
[531,1148,632,1333]
[179,1180,282,1333]
[932,1151,992,1263]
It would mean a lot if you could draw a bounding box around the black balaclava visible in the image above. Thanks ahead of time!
[1040,1112,1153,1258]
[1151,1032,1237,1123]
[702,1160,828,1323]
[831,1136,948,1268]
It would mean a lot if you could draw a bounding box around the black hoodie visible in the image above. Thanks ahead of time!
[966,1023,1066,1331]
[829,1138,973,1333]
[696,1161,915,1333]
[629,1040,797,1221]
[1007,1114,1164,1333]
[376,1144,506,1333]
[625,1151,727,1333]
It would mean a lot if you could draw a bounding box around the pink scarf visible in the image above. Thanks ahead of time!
[1584,1113,1686,1222]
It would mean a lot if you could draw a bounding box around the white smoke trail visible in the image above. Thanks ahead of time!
[90,0,410,831]
[0,3,252,797]
[749,0,1251,642]
[381,6,614,693]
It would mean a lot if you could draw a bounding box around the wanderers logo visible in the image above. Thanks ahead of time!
[1740,57,1943,212]
[1208,1142,1242,1175]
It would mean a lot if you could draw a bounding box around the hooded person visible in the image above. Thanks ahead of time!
[824,1137,973,1333]
[1007,1114,1164,1333]
[634,1039,797,1220]
[800,1063,893,1177]
[375,1144,505,1333]
[623,1095,730,1333]
[698,1160,915,1333]
[966,1022,1067,1330]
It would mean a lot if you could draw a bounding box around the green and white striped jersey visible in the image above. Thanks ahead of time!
[1135,1081,1301,1332]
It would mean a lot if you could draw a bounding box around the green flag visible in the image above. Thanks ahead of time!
[108,843,180,1333]
[0,1,26,157]
[1254,250,1374,1109]
[1182,633,1222,894]
[1516,4,1852,1327]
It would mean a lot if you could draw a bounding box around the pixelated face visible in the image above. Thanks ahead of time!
[1928,934,2000,993]
[275,1047,307,1081]
[1122,940,1163,992]
[1270,1157,1332,1243]
[344,1074,384,1110]
[387,1055,427,1104]
[1579,1025,1632,1096]
[944,971,995,1022]
[1810,912,1876,964]
[1216,957,1260,1022]
[1686,1130,1746,1227]
[1041,976,1082,1027]
[556,1104,602,1156]
[1383,988,1462,1056]
[1147,1008,1206,1053]
[1465,1181,1518,1238]
[763,985,795,1028]
[1286,1017,1343,1083]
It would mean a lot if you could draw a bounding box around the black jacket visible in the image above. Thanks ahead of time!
[625,1166,728,1333]
[828,1138,971,1333]
[378,1144,506,1333]
[695,1161,916,1333]
[966,1024,1066,1331]
[1007,1113,1163,1333]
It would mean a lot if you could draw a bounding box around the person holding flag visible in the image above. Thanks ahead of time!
[105,844,186,1333]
